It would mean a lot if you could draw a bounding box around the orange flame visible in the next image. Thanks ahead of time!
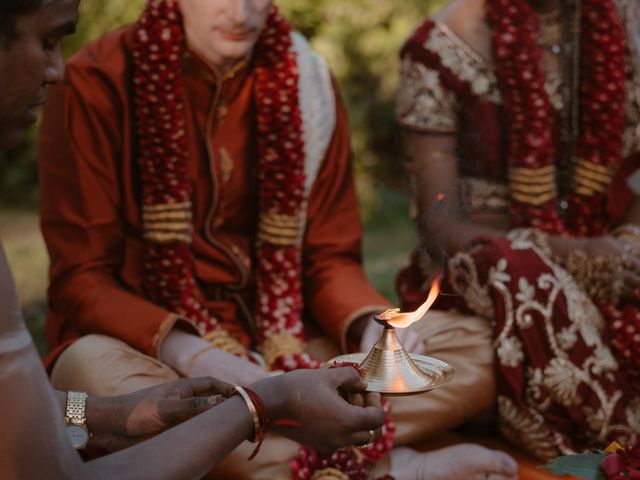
[378,275,441,328]
[436,192,446,202]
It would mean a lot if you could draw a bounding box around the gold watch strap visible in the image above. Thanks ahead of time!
[66,391,88,424]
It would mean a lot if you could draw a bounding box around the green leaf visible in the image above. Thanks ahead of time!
[542,453,607,480]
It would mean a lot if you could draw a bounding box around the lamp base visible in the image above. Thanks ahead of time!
[329,325,453,395]
[329,351,453,396]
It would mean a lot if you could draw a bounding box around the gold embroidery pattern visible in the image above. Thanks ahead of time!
[397,22,567,133]
[447,251,495,319]
[497,335,524,368]
[459,177,510,213]
[218,147,234,184]
[142,201,193,244]
[396,57,459,132]
[543,358,582,407]
[498,395,564,461]
[556,327,578,351]
[428,21,564,110]
[449,237,638,458]
[426,23,502,104]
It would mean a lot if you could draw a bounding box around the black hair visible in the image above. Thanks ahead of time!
[0,0,45,46]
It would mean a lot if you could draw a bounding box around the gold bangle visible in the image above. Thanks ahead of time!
[232,385,260,442]
[183,345,218,376]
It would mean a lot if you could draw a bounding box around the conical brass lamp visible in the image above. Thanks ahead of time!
[330,315,453,396]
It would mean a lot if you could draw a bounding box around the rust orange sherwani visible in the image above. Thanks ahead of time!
[38,26,389,367]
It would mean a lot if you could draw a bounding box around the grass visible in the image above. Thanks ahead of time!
[0,185,417,353]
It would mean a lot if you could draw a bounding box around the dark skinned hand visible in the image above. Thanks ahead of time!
[251,367,385,452]
[87,377,233,451]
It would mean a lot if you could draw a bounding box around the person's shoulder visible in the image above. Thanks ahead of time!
[431,0,492,60]
[64,25,136,88]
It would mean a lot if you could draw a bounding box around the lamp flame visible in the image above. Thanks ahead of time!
[378,275,442,328]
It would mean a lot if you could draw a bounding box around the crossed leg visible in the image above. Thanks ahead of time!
[50,309,517,479]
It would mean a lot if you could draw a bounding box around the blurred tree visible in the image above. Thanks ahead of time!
[0,0,446,211]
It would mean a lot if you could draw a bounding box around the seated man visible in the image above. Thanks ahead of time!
[0,0,389,477]
[38,0,518,478]
[396,0,640,462]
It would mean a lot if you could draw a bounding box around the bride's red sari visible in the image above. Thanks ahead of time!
[397,0,640,459]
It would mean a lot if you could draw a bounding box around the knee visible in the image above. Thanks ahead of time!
[51,334,178,395]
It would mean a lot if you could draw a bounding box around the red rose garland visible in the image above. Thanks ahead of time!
[486,0,626,237]
[567,0,626,236]
[252,11,321,372]
[133,1,318,367]
[132,0,219,337]
[132,1,395,476]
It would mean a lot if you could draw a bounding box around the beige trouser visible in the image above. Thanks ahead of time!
[51,310,495,479]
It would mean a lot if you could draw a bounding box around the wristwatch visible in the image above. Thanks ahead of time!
[65,391,90,450]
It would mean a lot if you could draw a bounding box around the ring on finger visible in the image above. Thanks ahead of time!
[356,429,376,449]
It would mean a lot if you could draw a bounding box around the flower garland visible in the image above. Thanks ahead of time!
[251,11,320,372]
[601,443,640,479]
[486,0,626,237]
[291,400,395,480]
[132,1,395,477]
[133,0,319,368]
[132,0,241,350]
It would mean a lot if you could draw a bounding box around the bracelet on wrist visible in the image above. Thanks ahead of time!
[232,385,269,460]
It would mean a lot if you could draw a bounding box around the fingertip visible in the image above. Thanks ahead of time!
[364,391,382,408]
[329,365,360,386]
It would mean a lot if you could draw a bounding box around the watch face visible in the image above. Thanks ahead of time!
[66,424,89,450]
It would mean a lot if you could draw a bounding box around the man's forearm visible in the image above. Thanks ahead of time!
[87,394,255,480]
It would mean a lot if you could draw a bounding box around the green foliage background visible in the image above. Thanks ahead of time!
[0,0,446,214]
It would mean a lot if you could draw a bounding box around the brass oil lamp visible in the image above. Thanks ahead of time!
[330,277,454,395]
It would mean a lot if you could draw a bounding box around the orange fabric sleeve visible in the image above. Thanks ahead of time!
[302,89,390,348]
[38,60,196,358]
